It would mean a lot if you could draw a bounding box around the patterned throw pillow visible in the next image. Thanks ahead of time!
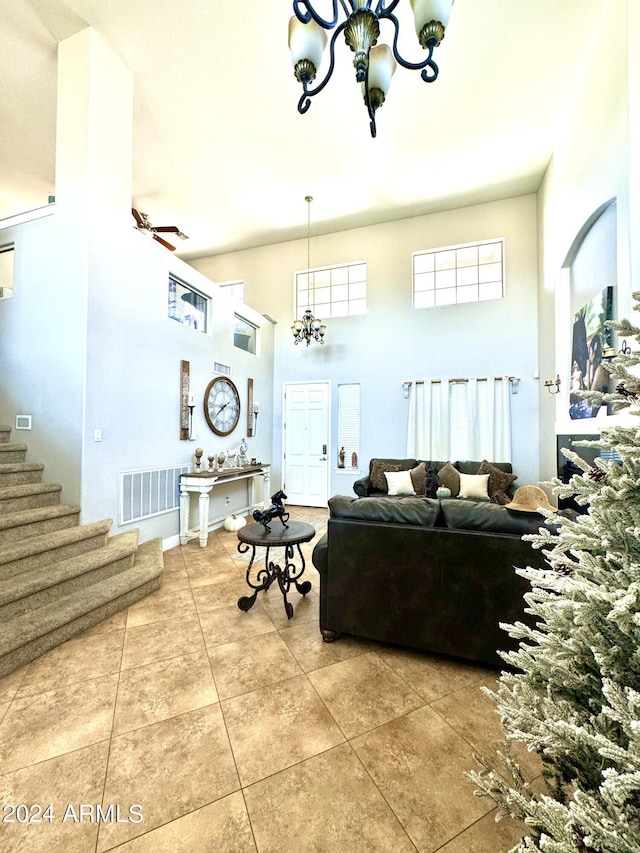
[409,462,427,495]
[477,460,517,504]
[370,460,404,491]
[437,461,460,497]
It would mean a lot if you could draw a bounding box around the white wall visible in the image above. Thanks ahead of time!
[191,193,541,493]
[537,0,632,477]
[0,28,275,548]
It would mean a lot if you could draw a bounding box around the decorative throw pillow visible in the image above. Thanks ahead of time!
[385,470,416,496]
[458,472,490,501]
[409,462,427,495]
[477,460,517,503]
[437,461,460,497]
[491,490,511,506]
[370,460,404,491]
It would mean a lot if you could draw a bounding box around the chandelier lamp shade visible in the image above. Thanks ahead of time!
[288,0,454,137]
[291,195,327,347]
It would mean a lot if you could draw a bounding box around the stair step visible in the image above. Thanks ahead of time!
[0,538,164,678]
[0,424,11,444]
[0,443,27,463]
[0,504,81,548]
[0,482,62,512]
[0,530,140,620]
[0,519,113,580]
[0,462,44,487]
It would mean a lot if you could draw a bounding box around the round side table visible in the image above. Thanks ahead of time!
[236,520,315,619]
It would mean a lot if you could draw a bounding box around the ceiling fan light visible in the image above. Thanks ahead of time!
[288,16,327,75]
[409,0,453,44]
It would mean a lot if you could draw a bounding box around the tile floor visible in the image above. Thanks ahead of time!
[0,506,533,852]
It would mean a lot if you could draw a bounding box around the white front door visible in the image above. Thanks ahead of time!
[283,381,330,507]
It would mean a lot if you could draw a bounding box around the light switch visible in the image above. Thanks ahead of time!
[94,429,102,442]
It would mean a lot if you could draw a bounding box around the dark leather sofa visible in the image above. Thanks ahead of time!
[312,494,554,668]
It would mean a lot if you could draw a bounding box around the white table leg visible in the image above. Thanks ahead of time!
[263,469,271,507]
[198,490,210,547]
[179,486,190,545]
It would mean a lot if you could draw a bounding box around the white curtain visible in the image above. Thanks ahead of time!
[406,381,450,459]
[467,377,511,461]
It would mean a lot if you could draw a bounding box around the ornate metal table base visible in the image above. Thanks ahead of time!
[236,520,315,619]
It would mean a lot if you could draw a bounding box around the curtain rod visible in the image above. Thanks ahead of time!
[404,376,516,385]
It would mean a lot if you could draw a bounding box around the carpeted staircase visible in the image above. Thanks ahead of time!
[0,424,164,678]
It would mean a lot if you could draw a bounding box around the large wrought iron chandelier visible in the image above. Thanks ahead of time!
[291,196,327,347]
[288,0,454,137]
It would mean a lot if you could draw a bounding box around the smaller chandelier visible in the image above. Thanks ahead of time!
[289,0,454,137]
[291,195,327,347]
[292,309,327,346]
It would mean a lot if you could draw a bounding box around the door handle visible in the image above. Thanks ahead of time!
[319,456,327,461]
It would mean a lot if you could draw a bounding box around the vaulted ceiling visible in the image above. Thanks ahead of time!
[2,0,606,259]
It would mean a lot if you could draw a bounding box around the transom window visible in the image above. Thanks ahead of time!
[295,261,367,319]
[412,239,504,309]
[168,275,208,331]
[233,314,258,354]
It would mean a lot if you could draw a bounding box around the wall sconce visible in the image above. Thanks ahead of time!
[603,339,631,359]
[544,375,561,395]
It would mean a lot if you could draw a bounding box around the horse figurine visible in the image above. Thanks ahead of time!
[226,437,248,467]
[253,490,290,533]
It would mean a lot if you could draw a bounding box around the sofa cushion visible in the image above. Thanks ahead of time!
[329,495,441,527]
[385,470,416,496]
[437,461,460,496]
[477,460,518,503]
[440,499,549,535]
[456,460,513,475]
[370,458,416,491]
[458,473,490,501]
[409,462,427,495]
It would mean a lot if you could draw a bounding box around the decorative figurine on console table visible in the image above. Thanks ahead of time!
[252,490,290,533]
[194,447,203,472]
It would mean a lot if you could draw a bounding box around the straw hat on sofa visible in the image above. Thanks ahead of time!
[505,485,553,513]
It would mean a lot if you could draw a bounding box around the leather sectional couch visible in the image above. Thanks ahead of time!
[312,493,555,668]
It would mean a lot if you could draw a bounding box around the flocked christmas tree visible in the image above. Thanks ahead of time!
[469,294,640,852]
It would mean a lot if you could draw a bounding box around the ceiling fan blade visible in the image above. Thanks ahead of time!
[153,233,176,251]
[154,226,188,240]
[131,207,145,228]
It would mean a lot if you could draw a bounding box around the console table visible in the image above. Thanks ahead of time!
[179,465,271,547]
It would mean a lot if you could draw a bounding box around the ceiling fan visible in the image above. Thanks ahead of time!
[131,208,188,251]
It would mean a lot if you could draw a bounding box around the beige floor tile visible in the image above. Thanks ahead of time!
[159,569,190,591]
[113,651,218,734]
[431,676,542,782]
[0,664,28,704]
[222,674,344,786]
[97,704,239,851]
[109,792,257,852]
[308,652,424,739]
[162,549,185,572]
[0,742,108,853]
[0,701,9,723]
[438,807,527,852]
[198,602,275,648]
[126,587,196,628]
[191,577,251,613]
[351,704,491,853]
[16,630,125,697]
[375,646,492,703]
[244,742,415,853]
[121,615,205,670]
[186,560,243,588]
[80,610,128,637]
[278,620,373,672]
[208,631,303,700]
[258,587,319,630]
[0,674,117,774]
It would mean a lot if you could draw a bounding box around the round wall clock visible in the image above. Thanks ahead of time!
[204,376,241,436]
